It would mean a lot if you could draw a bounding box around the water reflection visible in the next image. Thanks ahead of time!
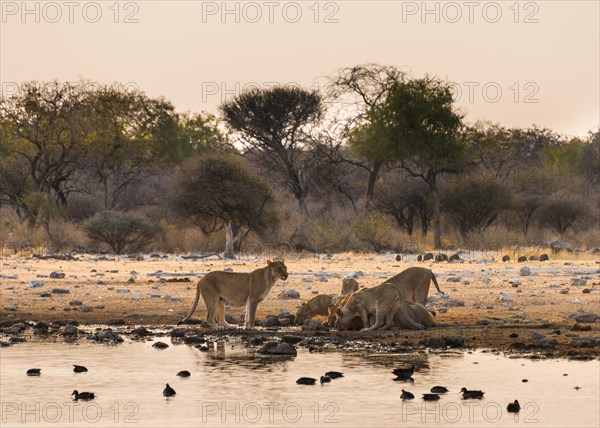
[0,339,598,427]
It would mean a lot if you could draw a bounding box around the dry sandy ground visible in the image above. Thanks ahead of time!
[1,252,599,354]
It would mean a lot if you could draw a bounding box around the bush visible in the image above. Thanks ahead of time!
[442,179,512,239]
[538,198,587,235]
[83,211,161,255]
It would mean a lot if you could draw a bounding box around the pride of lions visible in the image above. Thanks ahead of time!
[180,261,444,331]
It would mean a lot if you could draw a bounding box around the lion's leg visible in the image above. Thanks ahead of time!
[245,299,259,330]
[358,305,370,328]
[362,303,386,331]
[203,295,222,330]
[216,303,237,329]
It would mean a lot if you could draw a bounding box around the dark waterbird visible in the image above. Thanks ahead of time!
[401,390,415,400]
[460,388,484,399]
[177,370,191,377]
[422,394,440,401]
[73,365,88,373]
[324,371,344,379]
[296,377,317,385]
[392,366,415,380]
[320,376,332,384]
[71,390,95,400]
[507,400,520,413]
[26,368,41,376]
[431,386,448,393]
[163,383,176,397]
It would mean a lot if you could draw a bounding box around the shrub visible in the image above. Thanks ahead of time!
[538,198,587,235]
[83,211,160,255]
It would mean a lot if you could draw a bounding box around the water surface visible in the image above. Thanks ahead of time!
[1,340,598,427]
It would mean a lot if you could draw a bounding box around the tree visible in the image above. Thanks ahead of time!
[84,211,160,255]
[171,155,278,258]
[442,180,512,239]
[327,63,404,210]
[0,81,97,225]
[366,76,466,248]
[538,198,586,235]
[220,86,323,215]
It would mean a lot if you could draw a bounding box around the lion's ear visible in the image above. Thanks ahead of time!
[267,260,272,267]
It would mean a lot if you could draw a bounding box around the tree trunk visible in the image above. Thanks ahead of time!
[364,161,381,211]
[429,176,442,249]
[224,222,235,259]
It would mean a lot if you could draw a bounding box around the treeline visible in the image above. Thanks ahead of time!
[1,64,598,256]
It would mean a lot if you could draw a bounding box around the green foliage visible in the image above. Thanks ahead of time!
[84,211,160,254]
[356,211,397,252]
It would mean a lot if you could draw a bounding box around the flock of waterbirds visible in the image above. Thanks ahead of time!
[26,363,521,412]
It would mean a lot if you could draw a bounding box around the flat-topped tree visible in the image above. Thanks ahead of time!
[219,86,323,216]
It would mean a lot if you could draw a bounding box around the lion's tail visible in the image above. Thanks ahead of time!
[430,271,444,295]
[179,282,201,324]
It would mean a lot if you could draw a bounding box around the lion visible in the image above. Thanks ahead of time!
[384,267,444,305]
[295,276,361,325]
[294,294,335,325]
[179,260,288,330]
[393,301,437,329]
[335,283,427,331]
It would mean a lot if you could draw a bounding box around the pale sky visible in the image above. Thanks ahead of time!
[1,0,598,137]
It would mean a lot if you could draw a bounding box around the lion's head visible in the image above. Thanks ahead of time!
[267,260,288,281]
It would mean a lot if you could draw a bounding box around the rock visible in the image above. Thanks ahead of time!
[131,296,141,301]
[417,254,423,262]
[278,289,300,299]
[571,338,600,348]
[575,313,599,323]
[258,341,297,356]
[131,327,153,336]
[262,316,281,327]
[502,255,510,262]
[445,299,465,308]
[278,308,291,318]
[116,287,130,293]
[69,300,83,306]
[517,256,527,263]
[571,299,581,304]
[348,271,364,278]
[529,256,539,261]
[302,277,313,283]
[571,278,587,286]
[421,336,464,348]
[476,319,490,325]
[301,320,327,331]
[93,329,123,342]
[560,289,569,294]
[49,272,65,279]
[63,325,78,336]
[532,339,557,349]
[508,278,521,285]
[435,254,448,262]
[531,332,545,340]
[571,323,592,332]
[33,321,49,334]
[427,296,439,303]
[3,305,17,311]
[79,306,93,312]
[96,280,106,285]
[395,254,402,261]
[317,275,328,282]
[164,295,181,301]
[499,293,512,302]
[281,335,304,345]
[447,277,460,283]
[481,277,491,284]
[422,253,434,261]
[152,341,169,349]
[51,287,70,294]
[462,280,470,285]
[548,284,560,289]
[225,312,241,324]
[449,253,461,262]
[28,280,44,288]
[520,267,531,276]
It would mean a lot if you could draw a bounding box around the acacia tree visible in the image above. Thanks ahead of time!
[171,155,278,258]
[366,76,466,248]
[220,86,323,215]
[326,63,404,210]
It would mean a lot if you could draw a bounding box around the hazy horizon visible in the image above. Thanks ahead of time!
[1,0,598,138]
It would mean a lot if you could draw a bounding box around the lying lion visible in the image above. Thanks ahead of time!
[179,260,288,330]
[336,283,425,331]
[295,276,361,325]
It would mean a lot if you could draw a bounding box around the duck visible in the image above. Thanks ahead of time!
[324,371,343,379]
[177,370,191,377]
[71,390,95,400]
[392,366,415,380]
[431,386,448,393]
[507,400,520,413]
[460,387,484,399]
[26,368,41,376]
[73,365,88,373]
[320,376,331,384]
[296,377,317,385]
[401,390,415,400]
[163,383,176,397]
[422,393,440,401]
